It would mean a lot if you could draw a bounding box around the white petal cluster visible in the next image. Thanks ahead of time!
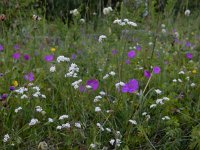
[48,118,54,123]
[65,63,79,78]
[98,35,107,43]
[35,106,43,112]
[15,87,28,94]
[50,66,56,72]
[103,7,113,15]
[129,119,137,125]
[94,95,102,102]
[115,82,125,89]
[3,134,10,143]
[29,118,39,126]
[162,116,170,120]
[97,123,104,131]
[95,106,101,112]
[185,9,190,16]
[71,79,82,89]
[75,122,81,128]
[113,18,137,27]
[59,115,69,120]
[109,139,121,147]
[57,56,70,63]
[15,106,22,113]
[70,9,79,16]
[155,89,162,94]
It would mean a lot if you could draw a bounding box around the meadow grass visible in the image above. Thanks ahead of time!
[0,3,200,150]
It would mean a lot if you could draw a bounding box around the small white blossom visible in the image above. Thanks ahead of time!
[57,56,70,63]
[129,119,137,125]
[162,116,170,120]
[62,123,71,129]
[15,106,22,113]
[98,35,107,43]
[106,128,111,132]
[155,89,162,94]
[99,91,106,96]
[70,9,79,16]
[156,99,164,105]
[50,66,56,72]
[109,139,115,145]
[191,83,196,87]
[21,94,28,99]
[95,107,101,112]
[150,104,157,109]
[173,79,177,82]
[185,9,190,16]
[142,112,147,116]
[178,71,185,74]
[90,143,96,148]
[75,122,81,128]
[109,71,116,76]
[56,126,62,130]
[29,118,39,126]
[48,118,54,123]
[59,115,69,120]
[3,134,10,143]
[35,106,43,112]
[178,79,182,83]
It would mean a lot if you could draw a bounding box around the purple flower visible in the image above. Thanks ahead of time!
[86,79,99,91]
[153,66,161,74]
[144,70,151,78]
[9,86,15,91]
[79,85,86,92]
[71,53,77,60]
[14,44,20,50]
[112,49,118,55]
[128,50,136,58]
[44,54,54,62]
[122,79,139,93]
[185,41,191,47]
[185,53,192,59]
[12,52,21,60]
[125,59,130,64]
[1,94,8,100]
[136,45,141,51]
[0,44,3,51]
[24,54,30,60]
[24,72,34,82]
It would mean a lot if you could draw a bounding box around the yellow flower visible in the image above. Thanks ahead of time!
[50,47,56,52]
[13,80,18,87]
[192,69,197,74]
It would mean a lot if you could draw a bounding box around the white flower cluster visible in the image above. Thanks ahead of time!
[103,7,113,15]
[96,123,104,131]
[115,81,125,89]
[161,23,166,33]
[57,56,70,63]
[3,134,10,143]
[94,95,102,102]
[29,118,39,126]
[65,63,79,78]
[48,118,54,123]
[70,9,79,16]
[155,89,162,94]
[50,66,56,72]
[150,96,170,109]
[98,35,107,43]
[35,106,43,112]
[59,114,69,120]
[15,87,28,94]
[109,138,121,147]
[162,116,170,120]
[71,79,82,89]
[185,9,190,16]
[95,106,101,112]
[113,18,137,27]
[142,112,151,121]
[32,86,46,99]
[103,71,116,79]
[129,119,137,125]
[56,122,81,130]
[15,106,22,113]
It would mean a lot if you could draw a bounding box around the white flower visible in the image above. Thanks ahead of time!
[90,143,96,148]
[57,56,70,63]
[70,9,79,16]
[59,115,69,120]
[29,118,39,126]
[161,24,165,28]
[15,106,22,113]
[33,86,40,91]
[50,66,56,72]
[99,91,106,96]
[97,123,104,131]
[156,99,164,105]
[62,123,71,129]
[186,76,190,80]
[142,112,147,116]
[103,74,109,79]
[129,119,137,125]
[86,85,92,89]
[95,107,101,112]
[98,35,107,43]
[178,71,185,74]
[109,71,116,76]
[162,116,170,120]
[155,89,162,94]
[56,126,62,130]
[185,9,190,16]
[3,134,10,143]
[75,122,81,128]
[35,106,43,112]
[48,118,54,123]
[103,7,112,15]
[113,19,122,24]
[162,29,166,33]
[106,128,111,132]
[41,94,46,99]
[191,83,196,87]
[15,87,28,94]
[21,94,28,99]
[150,104,157,109]
[127,21,137,27]
[109,139,115,145]
[80,18,85,23]
[173,79,177,82]
[178,79,182,83]
[163,97,170,101]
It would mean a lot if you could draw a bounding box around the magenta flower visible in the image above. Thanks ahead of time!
[86,79,99,91]
[0,44,3,51]
[153,66,161,74]
[24,54,30,60]
[44,54,54,62]
[12,52,21,60]
[24,72,34,82]
[185,53,192,59]
[122,79,139,93]
[136,45,141,51]
[128,50,136,58]
[144,70,151,78]
[125,59,130,64]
